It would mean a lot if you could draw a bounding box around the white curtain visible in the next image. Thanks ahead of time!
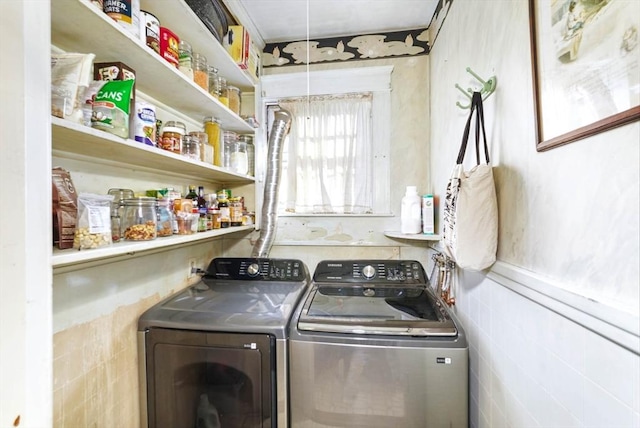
[278,93,373,214]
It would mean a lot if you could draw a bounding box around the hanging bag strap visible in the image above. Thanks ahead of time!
[456,92,490,165]
[474,91,490,164]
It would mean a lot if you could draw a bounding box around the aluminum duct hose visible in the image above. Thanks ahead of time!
[251,109,292,258]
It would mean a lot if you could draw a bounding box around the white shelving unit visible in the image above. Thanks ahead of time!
[53,226,253,269]
[384,231,441,241]
[51,0,258,269]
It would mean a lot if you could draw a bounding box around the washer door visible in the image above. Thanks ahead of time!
[143,328,275,428]
[297,285,457,336]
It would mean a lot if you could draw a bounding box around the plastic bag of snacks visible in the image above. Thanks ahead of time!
[73,193,114,250]
[52,167,78,249]
[91,79,135,138]
[51,52,96,122]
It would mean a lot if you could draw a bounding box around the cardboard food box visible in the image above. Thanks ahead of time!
[93,61,136,98]
[224,25,250,69]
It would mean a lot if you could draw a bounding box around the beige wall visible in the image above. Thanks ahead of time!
[52,240,227,426]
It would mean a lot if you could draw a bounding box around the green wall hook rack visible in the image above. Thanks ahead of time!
[455,67,497,109]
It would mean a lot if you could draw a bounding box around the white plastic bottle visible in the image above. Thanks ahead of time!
[401,186,422,234]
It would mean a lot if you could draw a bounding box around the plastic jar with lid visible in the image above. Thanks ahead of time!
[203,117,221,166]
[156,198,174,237]
[121,197,158,241]
[181,135,201,161]
[222,130,237,170]
[218,77,229,107]
[225,86,241,115]
[160,121,186,154]
[207,66,219,98]
[178,40,194,80]
[239,135,255,176]
[193,52,209,91]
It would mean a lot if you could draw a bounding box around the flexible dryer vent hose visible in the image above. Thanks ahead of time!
[251,108,292,258]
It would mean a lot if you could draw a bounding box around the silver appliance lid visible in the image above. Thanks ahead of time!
[138,258,310,339]
[298,260,457,337]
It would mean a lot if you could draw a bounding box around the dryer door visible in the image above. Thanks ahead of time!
[143,328,275,428]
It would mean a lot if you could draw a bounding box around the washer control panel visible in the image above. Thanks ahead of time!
[313,260,426,284]
[206,258,307,281]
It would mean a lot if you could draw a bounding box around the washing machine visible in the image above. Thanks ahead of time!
[289,259,468,428]
[138,257,309,428]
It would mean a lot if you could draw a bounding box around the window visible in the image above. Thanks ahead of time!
[261,66,393,215]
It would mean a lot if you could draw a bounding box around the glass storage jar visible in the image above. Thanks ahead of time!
[181,135,201,161]
[218,77,229,107]
[121,197,158,241]
[203,116,221,167]
[225,85,241,115]
[193,52,209,91]
[178,40,194,80]
[207,66,219,98]
[229,197,243,226]
[189,131,212,164]
[230,138,248,175]
[107,188,134,242]
[222,130,237,170]
[159,121,186,154]
[156,198,174,237]
[239,135,254,176]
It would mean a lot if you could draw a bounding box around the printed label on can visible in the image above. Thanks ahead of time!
[160,27,180,68]
[133,101,156,146]
[104,0,140,38]
[140,10,160,54]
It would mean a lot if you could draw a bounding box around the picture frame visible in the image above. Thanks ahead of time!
[529,0,640,151]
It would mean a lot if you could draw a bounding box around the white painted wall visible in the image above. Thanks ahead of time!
[428,1,639,427]
[0,1,53,426]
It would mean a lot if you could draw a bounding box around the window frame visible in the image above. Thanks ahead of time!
[261,66,393,215]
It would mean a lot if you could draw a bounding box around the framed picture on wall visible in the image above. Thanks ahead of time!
[529,0,640,152]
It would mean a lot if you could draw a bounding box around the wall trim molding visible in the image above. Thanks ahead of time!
[487,261,640,355]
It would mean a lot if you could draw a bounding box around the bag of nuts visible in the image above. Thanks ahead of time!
[73,193,114,250]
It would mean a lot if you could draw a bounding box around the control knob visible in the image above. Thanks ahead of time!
[247,263,260,277]
[362,265,376,279]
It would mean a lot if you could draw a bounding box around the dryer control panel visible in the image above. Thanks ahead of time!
[206,258,308,281]
[313,260,427,284]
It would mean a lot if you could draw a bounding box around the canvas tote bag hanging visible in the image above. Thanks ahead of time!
[442,91,498,271]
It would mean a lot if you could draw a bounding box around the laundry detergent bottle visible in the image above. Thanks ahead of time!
[400,185,422,234]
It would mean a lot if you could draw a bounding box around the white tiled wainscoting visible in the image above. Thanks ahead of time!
[444,260,639,428]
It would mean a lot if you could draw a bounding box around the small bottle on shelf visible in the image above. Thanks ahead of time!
[185,185,198,201]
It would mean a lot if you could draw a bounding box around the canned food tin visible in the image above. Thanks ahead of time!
[160,27,180,68]
[140,10,160,54]
[104,0,140,38]
[132,100,156,146]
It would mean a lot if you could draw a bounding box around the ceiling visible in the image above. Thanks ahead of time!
[233,0,440,44]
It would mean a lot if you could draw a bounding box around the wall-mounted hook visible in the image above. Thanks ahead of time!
[455,67,497,109]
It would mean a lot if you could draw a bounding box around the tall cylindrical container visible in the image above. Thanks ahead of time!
[400,185,422,234]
